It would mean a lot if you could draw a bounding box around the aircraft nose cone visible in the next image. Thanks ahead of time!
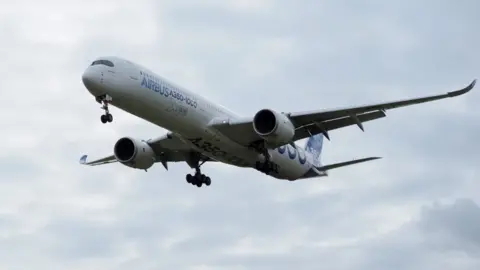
[82,69,95,87]
[82,68,103,96]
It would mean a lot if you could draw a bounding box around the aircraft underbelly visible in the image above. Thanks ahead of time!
[180,133,259,168]
[179,133,312,180]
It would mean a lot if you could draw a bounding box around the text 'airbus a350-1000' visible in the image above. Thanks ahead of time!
[79,56,476,188]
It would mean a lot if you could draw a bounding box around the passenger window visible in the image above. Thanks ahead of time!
[91,60,114,67]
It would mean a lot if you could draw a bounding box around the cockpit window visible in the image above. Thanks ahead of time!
[90,59,114,67]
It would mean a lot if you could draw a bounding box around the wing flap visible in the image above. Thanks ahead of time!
[293,110,386,141]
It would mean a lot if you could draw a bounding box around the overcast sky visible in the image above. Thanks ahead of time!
[0,0,479,269]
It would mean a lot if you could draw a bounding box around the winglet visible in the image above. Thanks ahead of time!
[447,79,476,97]
[77,154,116,166]
[79,155,88,165]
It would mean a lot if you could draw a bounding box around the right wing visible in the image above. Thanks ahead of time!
[209,79,476,146]
[288,79,476,140]
[79,132,215,168]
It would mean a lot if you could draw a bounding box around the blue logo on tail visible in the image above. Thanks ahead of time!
[304,134,323,167]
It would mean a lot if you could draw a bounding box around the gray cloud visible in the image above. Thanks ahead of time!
[0,0,479,269]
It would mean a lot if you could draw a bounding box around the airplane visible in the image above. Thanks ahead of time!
[79,56,476,188]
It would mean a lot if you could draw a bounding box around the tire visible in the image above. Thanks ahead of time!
[204,177,211,186]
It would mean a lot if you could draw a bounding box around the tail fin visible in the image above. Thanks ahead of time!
[304,134,324,167]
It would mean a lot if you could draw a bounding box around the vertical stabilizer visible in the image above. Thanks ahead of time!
[304,134,324,167]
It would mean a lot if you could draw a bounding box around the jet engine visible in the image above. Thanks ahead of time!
[252,109,295,146]
[113,137,156,170]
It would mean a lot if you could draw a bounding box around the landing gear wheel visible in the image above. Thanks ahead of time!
[186,174,193,183]
[264,149,274,175]
[204,176,211,186]
[100,113,113,124]
[186,171,211,188]
[195,173,203,187]
[256,162,271,175]
[262,162,271,174]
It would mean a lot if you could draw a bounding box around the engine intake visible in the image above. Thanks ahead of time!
[253,109,277,135]
[114,137,156,170]
[252,109,295,146]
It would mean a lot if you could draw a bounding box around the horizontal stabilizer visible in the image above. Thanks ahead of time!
[316,157,381,171]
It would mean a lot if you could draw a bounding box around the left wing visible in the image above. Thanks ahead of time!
[79,154,116,166]
[79,132,215,168]
[210,79,476,146]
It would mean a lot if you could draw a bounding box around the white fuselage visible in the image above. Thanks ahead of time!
[82,56,321,180]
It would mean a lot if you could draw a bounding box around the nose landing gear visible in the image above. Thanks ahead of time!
[97,94,113,124]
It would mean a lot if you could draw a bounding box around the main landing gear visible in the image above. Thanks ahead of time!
[185,158,212,188]
[97,94,113,124]
[186,168,211,188]
[254,144,274,175]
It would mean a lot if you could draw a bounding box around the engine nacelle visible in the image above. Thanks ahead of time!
[252,109,295,146]
[113,137,156,170]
